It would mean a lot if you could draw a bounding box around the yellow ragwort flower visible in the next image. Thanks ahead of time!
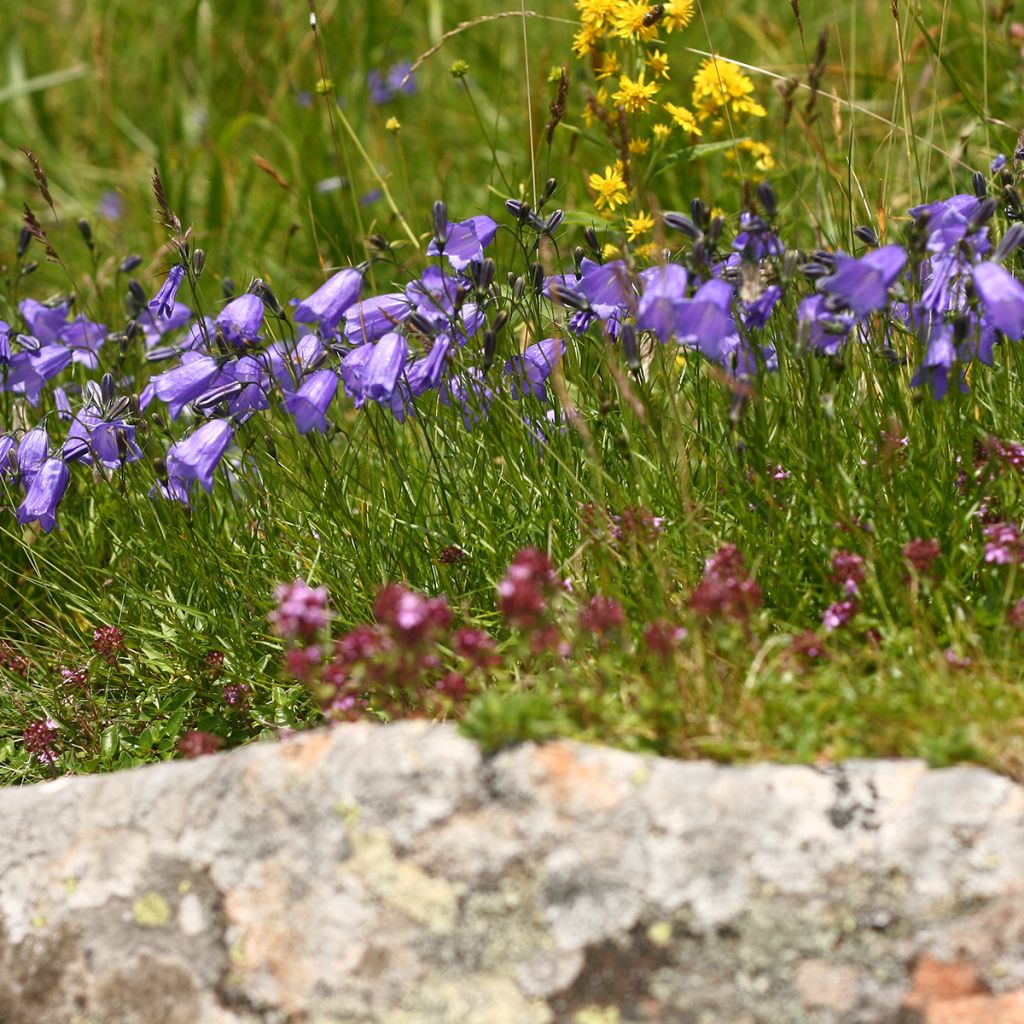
[384,116,401,133]
[573,24,602,58]
[602,241,623,260]
[626,211,656,241]
[634,240,661,261]
[588,164,629,212]
[645,49,671,80]
[595,50,621,80]
[730,139,775,172]
[663,102,703,136]
[661,0,695,31]
[577,0,619,31]
[628,137,651,155]
[692,58,766,120]
[652,122,671,141]
[612,0,661,41]
[612,71,659,114]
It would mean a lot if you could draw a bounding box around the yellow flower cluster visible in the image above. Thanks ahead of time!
[691,57,767,121]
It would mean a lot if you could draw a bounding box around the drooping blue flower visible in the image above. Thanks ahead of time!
[152,354,224,419]
[743,286,782,331]
[972,261,1024,339]
[910,318,961,400]
[343,293,410,344]
[149,265,186,318]
[427,216,498,271]
[16,458,69,533]
[340,343,375,406]
[578,259,633,320]
[216,294,264,346]
[797,295,854,355]
[265,335,326,389]
[505,338,565,401]
[364,332,408,402]
[19,299,70,343]
[5,346,73,404]
[63,409,143,467]
[16,427,49,486]
[674,279,736,362]
[636,264,688,342]
[284,369,338,434]
[732,211,783,260]
[294,267,364,336]
[0,435,16,479]
[406,336,452,397]
[166,419,233,494]
[819,245,906,317]
[138,301,193,350]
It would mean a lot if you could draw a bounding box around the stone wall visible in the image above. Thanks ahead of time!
[2,721,1024,1023]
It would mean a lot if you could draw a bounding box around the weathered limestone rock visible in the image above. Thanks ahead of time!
[2,721,1024,1023]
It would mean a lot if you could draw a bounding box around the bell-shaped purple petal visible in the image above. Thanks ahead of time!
[637,264,688,342]
[294,268,364,336]
[579,259,633,319]
[19,299,70,343]
[16,458,70,533]
[6,346,73,405]
[340,343,376,406]
[65,410,142,467]
[407,336,453,396]
[819,245,906,317]
[17,427,49,485]
[973,262,1024,339]
[797,295,854,355]
[675,279,736,361]
[166,419,233,494]
[343,293,410,344]
[149,265,186,318]
[364,332,408,402]
[427,215,498,271]
[216,294,264,346]
[505,338,565,401]
[284,369,338,434]
[407,268,460,319]
[152,354,224,419]
[0,435,15,479]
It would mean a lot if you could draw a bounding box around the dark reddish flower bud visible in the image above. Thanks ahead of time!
[612,506,665,544]
[23,717,59,764]
[689,546,762,622]
[529,625,571,657]
[789,630,827,662]
[334,625,387,666]
[91,625,125,662]
[284,645,322,680]
[205,650,226,673]
[59,665,89,689]
[704,543,747,581]
[903,537,940,575]
[178,730,222,759]
[436,671,469,701]
[223,683,250,708]
[438,545,467,564]
[578,594,625,634]
[453,627,501,669]
[830,550,866,594]
[642,619,688,659]
[498,548,558,628]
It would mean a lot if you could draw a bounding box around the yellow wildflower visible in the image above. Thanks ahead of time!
[602,241,623,260]
[663,102,702,136]
[662,0,694,31]
[384,117,401,133]
[628,137,651,155]
[612,71,659,114]
[588,163,629,212]
[612,0,661,41]
[594,50,621,80]
[729,139,775,172]
[577,0,618,30]
[692,58,766,120]
[645,50,671,80]
[626,211,656,240]
[634,241,661,261]
[652,122,671,141]
[573,24,602,58]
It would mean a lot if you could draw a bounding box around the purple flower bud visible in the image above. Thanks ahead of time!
[16,458,70,533]
[284,369,338,434]
[166,419,233,494]
[293,268,364,336]
[149,265,186,318]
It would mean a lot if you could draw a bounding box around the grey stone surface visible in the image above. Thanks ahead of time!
[2,722,1024,1023]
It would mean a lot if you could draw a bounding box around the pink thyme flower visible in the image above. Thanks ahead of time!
[983,522,1024,565]
[91,625,125,662]
[269,579,330,642]
[903,537,941,575]
[822,599,857,632]
[23,717,59,764]
[578,594,626,635]
[830,550,866,594]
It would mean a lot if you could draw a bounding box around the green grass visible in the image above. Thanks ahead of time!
[3,0,1024,783]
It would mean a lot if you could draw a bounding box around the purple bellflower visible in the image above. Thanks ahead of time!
[16,458,69,533]
[294,267,364,337]
[16,427,49,486]
[364,332,408,402]
[344,293,410,344]
[64,409,143,467]
[166,419,234,494]
[819,245,907,318]
[216,294,264,346]
[505,338,565,401]
[636,264,688,342]
[284,369,338,434]
[150,266,186,318]
[152,354,224,419]
[427,216,498,271]
[973,262,1024,339]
